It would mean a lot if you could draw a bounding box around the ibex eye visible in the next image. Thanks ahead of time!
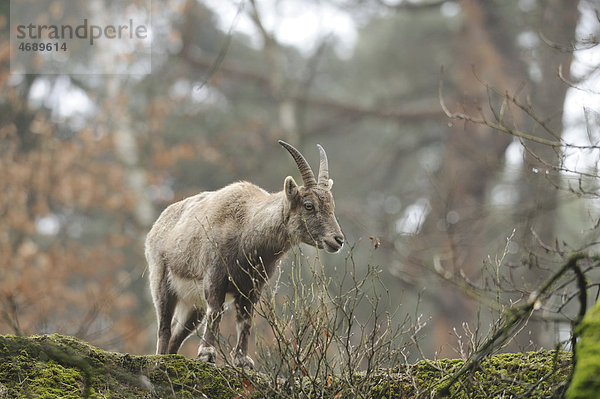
[304,202,314,211]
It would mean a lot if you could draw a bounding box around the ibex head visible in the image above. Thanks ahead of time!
[279,140,344,253]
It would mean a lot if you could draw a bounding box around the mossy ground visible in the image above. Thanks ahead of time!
[0,334,240,398]
[0,334,571,398]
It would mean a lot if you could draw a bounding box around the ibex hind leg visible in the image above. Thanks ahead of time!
[168,304,204,354]
[151,268,178,355]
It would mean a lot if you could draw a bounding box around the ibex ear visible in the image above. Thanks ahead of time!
[327,179,334,189]
[284,176,299,200]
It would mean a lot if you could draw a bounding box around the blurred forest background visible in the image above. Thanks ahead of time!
[1,0,599,362]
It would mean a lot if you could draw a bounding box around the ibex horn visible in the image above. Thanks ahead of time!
[279,140,317,188]
[316,144,329,188]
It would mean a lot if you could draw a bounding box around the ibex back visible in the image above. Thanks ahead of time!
[145,140,344,368]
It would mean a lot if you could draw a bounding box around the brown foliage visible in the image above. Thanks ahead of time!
[0,112,146,352]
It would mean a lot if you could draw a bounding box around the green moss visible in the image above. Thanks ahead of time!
[408,351,570,397]
[26,360,88,398]
[567,299,600,399]
[0,334,572,398]
[286,351,569,398]
[0,334,241,398]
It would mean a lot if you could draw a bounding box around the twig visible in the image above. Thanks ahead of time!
[439,67,563,147]
[188,1,245,92]
[439,66,600,150]
[558,64,600,95]
[434,253,590,397]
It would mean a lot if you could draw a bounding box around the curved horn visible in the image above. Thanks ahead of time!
[279,140,317,187]
[316,144,329,187]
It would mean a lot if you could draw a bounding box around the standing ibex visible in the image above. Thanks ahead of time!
[145,140,344,368]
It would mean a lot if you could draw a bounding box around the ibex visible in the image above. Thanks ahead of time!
[145,140,344,368]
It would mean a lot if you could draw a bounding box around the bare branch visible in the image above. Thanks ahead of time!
[439,67,563,147]
[539,30,599,53]
[439,67,600,152]
[376,0,447,11]
[558,64,600,95]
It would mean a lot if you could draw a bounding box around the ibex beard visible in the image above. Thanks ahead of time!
[145,140,344,368]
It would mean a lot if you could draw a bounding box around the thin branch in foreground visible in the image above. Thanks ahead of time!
[433,253,594,397]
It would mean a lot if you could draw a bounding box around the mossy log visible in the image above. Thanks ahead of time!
[567,299,600,399]
[0,334,571,398]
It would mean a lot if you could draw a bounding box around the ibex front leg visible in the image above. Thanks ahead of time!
[231,295,255,368]
[197,280,226,363]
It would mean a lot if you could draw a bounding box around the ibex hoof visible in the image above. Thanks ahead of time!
[197,346,216,363]
[232,353,255,369]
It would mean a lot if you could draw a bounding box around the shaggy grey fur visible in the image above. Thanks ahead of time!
[145,141,344,368]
